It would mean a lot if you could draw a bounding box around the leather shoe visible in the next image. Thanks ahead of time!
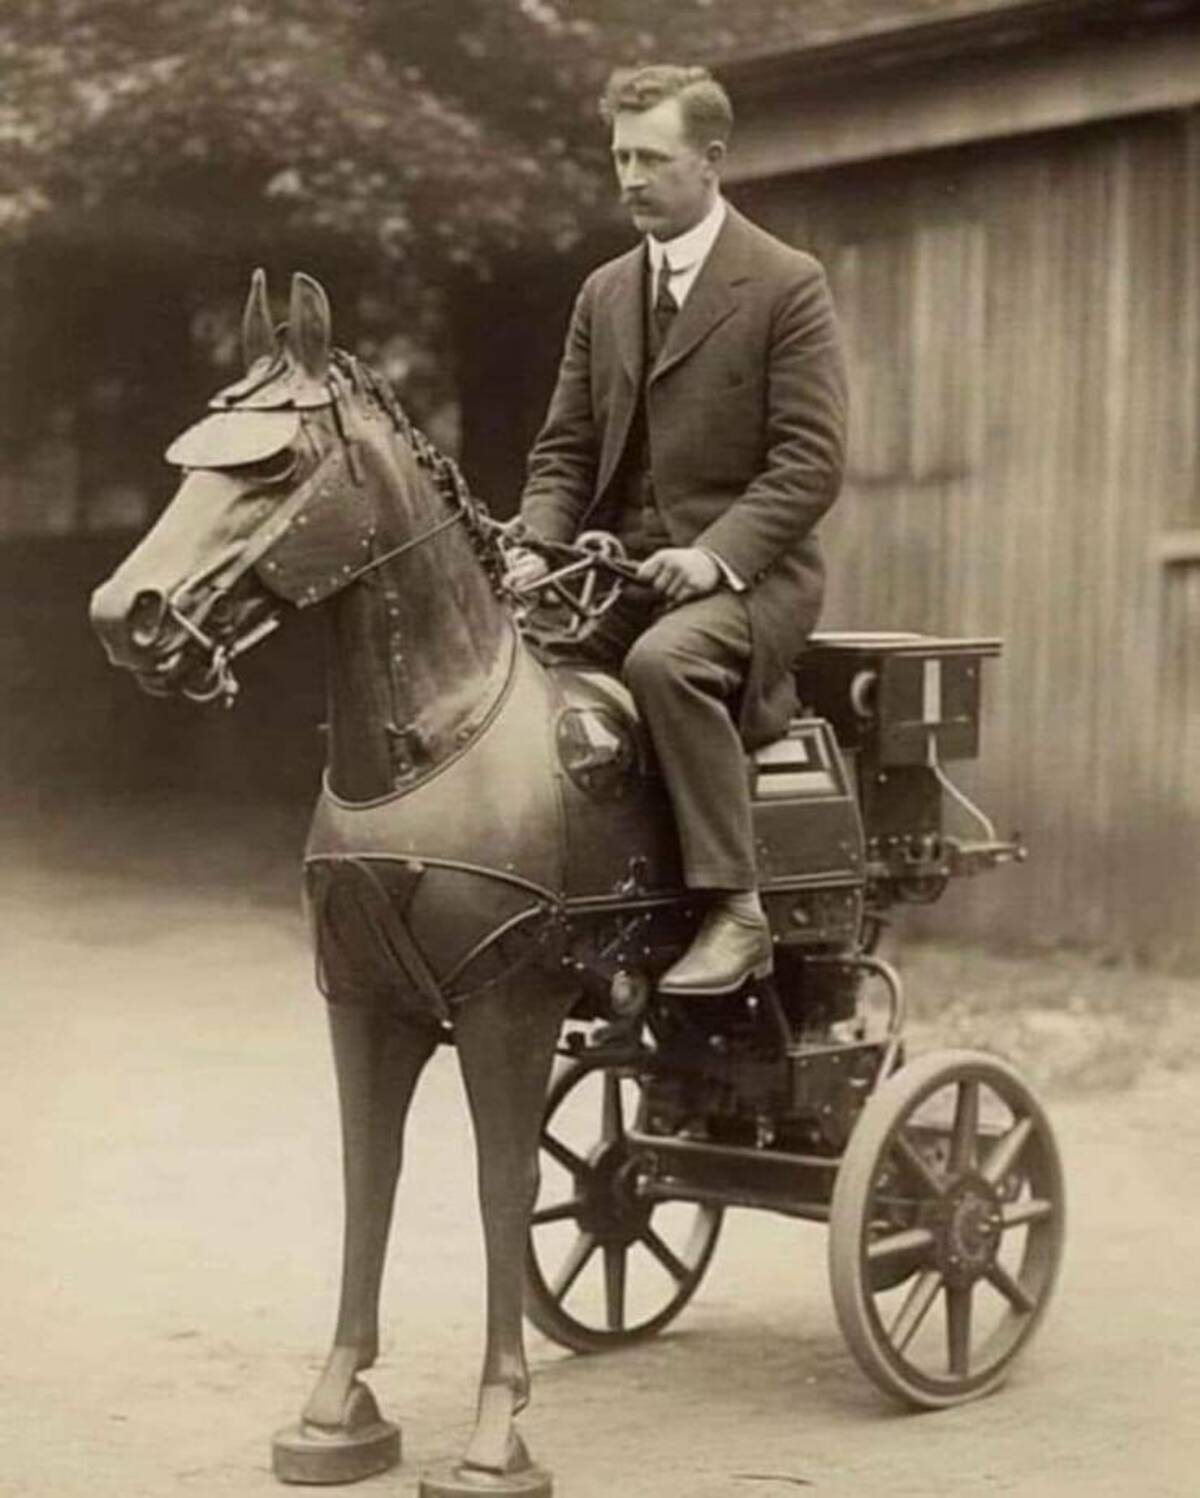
[658,908,774,997]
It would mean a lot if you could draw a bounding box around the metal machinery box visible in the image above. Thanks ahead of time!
[796,632,1001,766]
[794,633,1014,895]
[749,718,865,948]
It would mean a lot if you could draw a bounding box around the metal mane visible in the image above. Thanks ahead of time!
[331,349,509,598]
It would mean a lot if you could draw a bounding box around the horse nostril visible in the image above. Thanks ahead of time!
[129,589,167,649]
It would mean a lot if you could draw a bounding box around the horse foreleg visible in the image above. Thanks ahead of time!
[274,1002,437,1484]
[450,977,571,1484]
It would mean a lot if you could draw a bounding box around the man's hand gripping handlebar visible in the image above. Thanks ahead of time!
[501,526,640,639]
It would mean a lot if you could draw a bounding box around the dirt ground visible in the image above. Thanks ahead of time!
[1,797,1197,1498]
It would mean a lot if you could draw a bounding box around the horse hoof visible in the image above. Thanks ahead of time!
[418,1460,552,1498]
[421,1437,550,1498]
[272,1381,400,1485]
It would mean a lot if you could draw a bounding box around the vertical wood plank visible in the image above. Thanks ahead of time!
[777,112,1200,964]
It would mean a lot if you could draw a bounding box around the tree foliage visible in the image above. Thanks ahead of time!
[4,3,580,262]
[1,0,854,267]
[1,0,854,418]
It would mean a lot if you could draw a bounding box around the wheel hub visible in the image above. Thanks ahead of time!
[577,1142,652,1243]
[933,1172,1003,1284]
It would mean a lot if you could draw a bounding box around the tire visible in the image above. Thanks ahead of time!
[828,1049,1065,1408]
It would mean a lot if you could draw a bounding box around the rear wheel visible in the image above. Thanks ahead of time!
[524,1052,723,1352]
[829,1049,1065,1408]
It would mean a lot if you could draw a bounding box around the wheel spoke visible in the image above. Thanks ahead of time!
[893,1132,947,1198]
[867,1225,936,1264]
[601,1072,625,1143]
[888,1268,944,1353]
[986,1261,1036,1313]
[949,1079,980,1176]
[541,1130,588,1177]
[1002,1196,1054,1229]
[531,1198,584,1227]
[549,1230,597,1302]
[641,1226,689,1284]
[945,1283,973,1377]
[604,1243,628,1330]
[981,1115,1033,1187]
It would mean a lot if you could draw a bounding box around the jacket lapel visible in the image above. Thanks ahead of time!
[611,244,646,387]
[650,206,753,385]
[597,245,647,500]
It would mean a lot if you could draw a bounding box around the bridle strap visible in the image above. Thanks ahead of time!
[166,443,345,624]
[158,389,482,704]
[188,437,469,605]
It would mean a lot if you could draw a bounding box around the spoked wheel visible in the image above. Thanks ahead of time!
[829,1049,1065,1408]
[524,1052,723,1352]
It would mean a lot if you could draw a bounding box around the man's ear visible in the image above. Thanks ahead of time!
[704,141,726,172]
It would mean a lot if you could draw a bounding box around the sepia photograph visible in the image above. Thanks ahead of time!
[2,3,1198,1495]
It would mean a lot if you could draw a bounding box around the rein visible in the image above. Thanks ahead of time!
[339,505,467,587]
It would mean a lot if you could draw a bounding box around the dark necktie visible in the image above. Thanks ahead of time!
[652,259,678,351]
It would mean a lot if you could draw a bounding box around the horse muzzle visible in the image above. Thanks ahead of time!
[90,575,279,705]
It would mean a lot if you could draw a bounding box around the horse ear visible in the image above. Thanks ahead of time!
[241,267,277,370]
[287,272,331,380]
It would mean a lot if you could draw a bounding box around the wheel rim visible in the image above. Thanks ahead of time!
[831,1052,1065,1406]
[525,1057,723,1349]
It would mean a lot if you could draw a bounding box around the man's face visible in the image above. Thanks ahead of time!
[610,97,722,242]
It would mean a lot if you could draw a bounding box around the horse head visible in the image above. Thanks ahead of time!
[90,269,492,710]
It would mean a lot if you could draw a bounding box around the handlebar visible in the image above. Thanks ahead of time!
[506,530,642,586]
[500,528,640,637]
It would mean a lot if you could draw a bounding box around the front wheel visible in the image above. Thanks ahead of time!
[524,1052,723,1353]
[828,1049,1065,1408]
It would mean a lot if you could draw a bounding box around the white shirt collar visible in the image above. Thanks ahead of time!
[646,195,727,276]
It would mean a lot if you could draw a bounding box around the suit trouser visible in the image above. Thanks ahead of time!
[570,586,757,890]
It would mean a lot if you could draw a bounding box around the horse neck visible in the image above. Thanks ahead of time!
[321,429,515,804]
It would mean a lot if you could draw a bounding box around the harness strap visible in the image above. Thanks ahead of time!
[338,858,450,1022]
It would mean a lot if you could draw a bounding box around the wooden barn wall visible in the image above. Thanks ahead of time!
[738,110,1200,965]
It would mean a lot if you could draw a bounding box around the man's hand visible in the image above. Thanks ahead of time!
[503,545,551,590]
[637,546,721,605]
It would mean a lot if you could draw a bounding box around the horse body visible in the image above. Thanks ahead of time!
[91,272,597,1492]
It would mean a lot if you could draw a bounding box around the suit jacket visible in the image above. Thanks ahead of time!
[520,203,848,747]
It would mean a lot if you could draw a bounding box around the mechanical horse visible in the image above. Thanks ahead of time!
[91,270,1064,1496]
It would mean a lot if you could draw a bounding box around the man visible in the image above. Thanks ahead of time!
[510,63,847,996]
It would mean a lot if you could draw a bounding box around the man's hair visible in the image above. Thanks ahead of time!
[600,64,733,149]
